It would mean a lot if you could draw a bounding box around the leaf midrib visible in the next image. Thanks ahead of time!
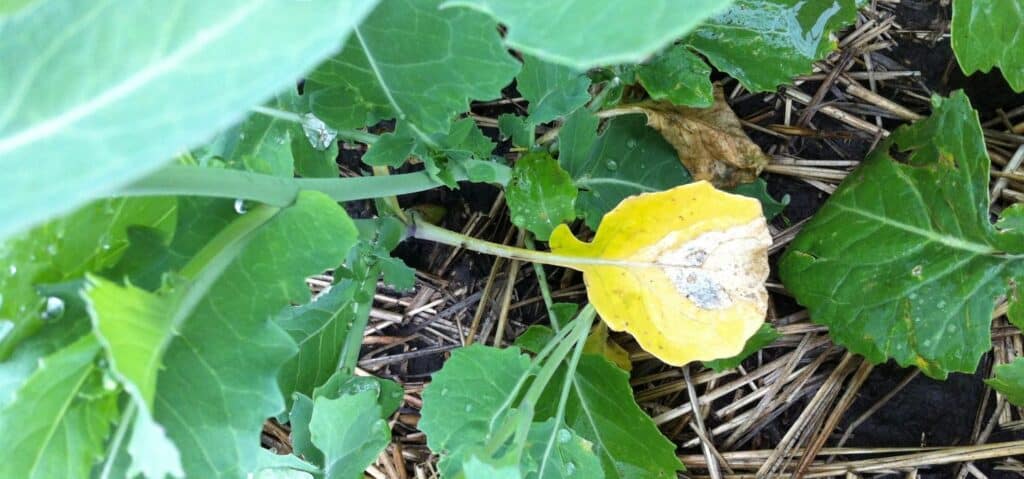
[832,202,1006,256]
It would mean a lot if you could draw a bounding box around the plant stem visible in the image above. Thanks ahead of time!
[537,308,592,477]
[524,234,561,332]
[337,265,382,375]
[411,216,571,267]
[120,164,510,206]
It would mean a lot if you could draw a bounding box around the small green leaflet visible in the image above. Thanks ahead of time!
[306,0,519,139]
[517,55,592,124]
[442,0,730,69]
[0,0,377,241]
[0,335,118,479]
[987,358,1024,406]
[310,391,391,479]
[780,91,1024,379]
[952,0,1024,92]
[637,46,713,108]
[507,152,578,241]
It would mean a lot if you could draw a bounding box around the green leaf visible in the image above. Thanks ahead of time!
[559,111,691,229]
[443,0,729,69]
[251,449,319,479]
[515,325,557,354]
[0,335,119,479]
[687,0,862,92]
[127,410,185,479]
[731,179,789,220]
[952,0,1024,92]
[507,152,578,240]
[152,191,358,478]
[289,394,322,466]
[997,204,1024,233]
[703,323,779,372]
[518,55,592,124]
[277,262,378,403]
[306,0,519,139]
[525,419,604,479]
[637,46,714,108]
[499,114,535,149]
[310,391,391,479]
[553,355,684,478]
[363,132,416,168]
[987,358,1024,406]
[779,92,1024,379]
[0,0,377,241]
[0,197,176,358]
[419,345,531,461]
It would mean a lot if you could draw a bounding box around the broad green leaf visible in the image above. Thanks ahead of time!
[277,262,377,403]
[687,0,862,92]
[463,452,522,479]
[442,0,729,69]
[251,449,319,479]
[363,132,417,168]
[779,92,1024,379]
[538,355,684,479]
[419,345,531,465]
[558,111,691,229]
[152,191,358,478]
[507,152,578,241]
[703,323,779,372]
[637,46,714,108]
[952,0,1024,92]
[987,358,1024,406]
[517,55,592,124]
[525,419,604,479]
[0,197,176,358]
[306,0,519,138]
[997,204,1024,233]
[0,335,119,479]
[549,182,771,365]
[310,391,391,479]
[515,325,557,354]
[0,0,377,241]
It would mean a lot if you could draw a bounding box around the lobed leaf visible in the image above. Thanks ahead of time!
[779,92,1024,379]
[310,391,391,479]
[952,0,1024,92]
[507,152,578,241]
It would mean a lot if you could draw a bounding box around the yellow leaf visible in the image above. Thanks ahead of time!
[549,181,771,365]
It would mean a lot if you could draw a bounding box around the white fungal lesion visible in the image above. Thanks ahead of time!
[649,219,772,310]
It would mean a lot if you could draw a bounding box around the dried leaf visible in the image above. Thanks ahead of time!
[549,181,771,365]
[610,86,769,188]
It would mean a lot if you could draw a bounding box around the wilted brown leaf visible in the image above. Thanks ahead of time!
[604,86,769,188]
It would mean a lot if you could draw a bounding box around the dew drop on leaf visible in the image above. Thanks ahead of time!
[47,244,58,256]
[566,462,576,474]
[102,373,119,391]
[234,199,248,215]
[605,159,618,171]
[441,388,449,396]
[557,428,571,443]
[8,265,16,275]
[41,296,65,321]
[302,112,338,150]
[0,320,12,342]
[626,138,637,149]
[464,404,473,412]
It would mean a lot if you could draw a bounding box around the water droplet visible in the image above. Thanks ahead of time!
[557,428,571,443]
[0,320,12,342]
[102,373,119,391]
[922,339,932,347]
[234,199,248,214]
[911,265,923,277]
[626,138,637,149]
[441,388,449,396]
[512,215,526,225]
[464,404,473,412]
[0,292,4,309]
[47,244,58,256]
[239,132,246,140]
[8,265,16,275]
[937,300,946,309]
[101,243,111,251]
[565,462,576,474]
[41,296,65,321]
[605,160,618,171]
[302,113,338,150]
